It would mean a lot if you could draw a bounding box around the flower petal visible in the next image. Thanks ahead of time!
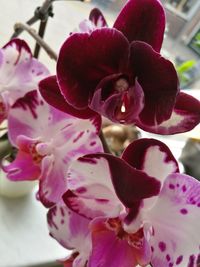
[64,154,123,219]
[136,92,200,134]
[1,39,49,106]
[57,28,129,109]
[88,217,149,267]
[130,41,179,126]
[89,8,108,28]
[63,189,121,220]
[39,128,103,207]
[122,138,179,186]
[7,90,50,145]
[122,138,179,212]
[3,149,40,181]
[39,76,98,119]
[65,153,160,219]
[101,154,161,208]
[146,173,200,267]
[47,203,91,262]
[113,0,165,52]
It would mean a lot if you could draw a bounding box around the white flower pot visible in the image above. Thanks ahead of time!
[0,170,37,198]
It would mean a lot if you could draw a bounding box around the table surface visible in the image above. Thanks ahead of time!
[0,189,68,267]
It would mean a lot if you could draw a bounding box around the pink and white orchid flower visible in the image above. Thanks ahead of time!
[48,203,92,267]
[0,38,49,124]
[78,8,108,34]
[4,90,103,207]
[59,138,200,267]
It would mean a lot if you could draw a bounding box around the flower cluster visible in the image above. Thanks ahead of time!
[1,0,200,267]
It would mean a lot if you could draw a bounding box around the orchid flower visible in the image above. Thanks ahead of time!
[3,90,103,207]
[78,8,107,34]
[60,138,200,267]
[0,38,49,124]
[48,203,92,267]
[39,0,200,134]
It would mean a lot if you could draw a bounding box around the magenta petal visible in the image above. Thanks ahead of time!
[113,0,165,52]
[136,92,200,134]
[3,150,40,181]
[89,8,108,27]
[39,76,97,119]
[57,28,129,109]
[130,41,179,126]
[88,218,143,267]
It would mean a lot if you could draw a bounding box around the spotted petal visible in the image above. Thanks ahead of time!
[0,39,49,106]
[39,129,103,207]
[146,173,200,267]
[64,153,160,219]
[7,90,103,206]
[47,203,91,266]
[64,154,123,219]
[113,0,165,52]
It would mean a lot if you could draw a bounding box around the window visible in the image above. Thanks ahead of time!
[165,0,200,19]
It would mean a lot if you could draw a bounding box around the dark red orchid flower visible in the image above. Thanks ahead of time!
[39,0,200,134]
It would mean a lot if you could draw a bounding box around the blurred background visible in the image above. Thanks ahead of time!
[1,0,200,90]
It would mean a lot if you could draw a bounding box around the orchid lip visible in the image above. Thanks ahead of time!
[106,217,145,249]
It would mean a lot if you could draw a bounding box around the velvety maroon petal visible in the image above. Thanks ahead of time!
[57,28,129,109]
[130,41,179,126]
[89,8,108,27]
[136,92,200,134]
[39,76,97,119]
[99,154,161,208]
[113,0,165,52]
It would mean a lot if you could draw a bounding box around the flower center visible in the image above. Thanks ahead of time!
[29,142,51,165]
[114,78,129,93]
[106,217,144,249]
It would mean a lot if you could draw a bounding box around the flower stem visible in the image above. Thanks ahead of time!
[14,22,58,61]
